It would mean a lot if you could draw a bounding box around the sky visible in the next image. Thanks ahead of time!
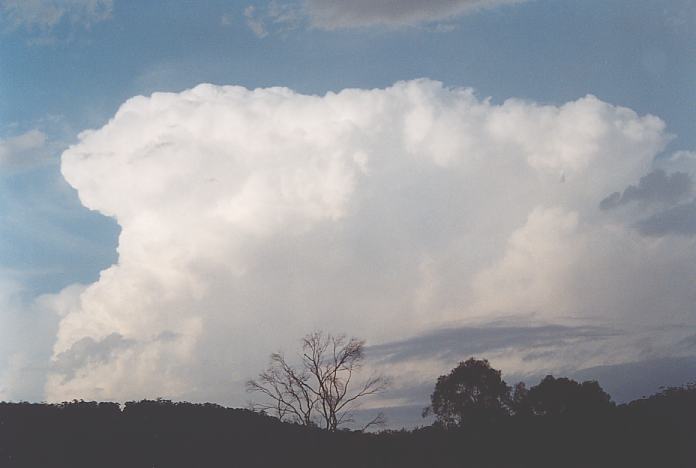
[1,0,696,427]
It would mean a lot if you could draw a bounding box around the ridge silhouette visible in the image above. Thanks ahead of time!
[1,375,694,467]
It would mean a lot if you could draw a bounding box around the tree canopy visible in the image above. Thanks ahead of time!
[424,358,616,427]
[525,375,614,416]
[424,358,510,428]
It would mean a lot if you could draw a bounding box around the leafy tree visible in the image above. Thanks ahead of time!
[423,358,510,428]
[247,331,389,431]
[508,381,532,416]
[526,375,613,416]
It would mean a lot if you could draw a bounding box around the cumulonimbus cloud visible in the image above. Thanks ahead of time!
[44,79,696,406]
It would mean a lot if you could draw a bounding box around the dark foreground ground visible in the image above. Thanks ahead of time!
[1,386,695,468]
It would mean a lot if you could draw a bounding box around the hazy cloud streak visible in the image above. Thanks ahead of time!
[0,0,113,31]
[305,0,526,29]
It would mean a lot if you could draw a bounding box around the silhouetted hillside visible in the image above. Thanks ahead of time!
[1,384,695,467]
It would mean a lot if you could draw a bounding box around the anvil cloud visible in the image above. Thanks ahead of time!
[43,80,696,406]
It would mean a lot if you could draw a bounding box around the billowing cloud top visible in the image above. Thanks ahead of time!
[47,80,696,407]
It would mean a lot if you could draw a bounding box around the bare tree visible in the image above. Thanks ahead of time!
[247,331,389,431]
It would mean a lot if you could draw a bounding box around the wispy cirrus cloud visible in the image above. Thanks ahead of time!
[0,129,50,171]
[242,0,526,37]
[242,1,304,38]
[305,0,526,30]
[0,0,112,38]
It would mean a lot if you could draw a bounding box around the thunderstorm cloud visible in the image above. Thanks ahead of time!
[38,80,696,406]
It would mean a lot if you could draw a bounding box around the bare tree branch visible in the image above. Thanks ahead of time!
[246,331,389,431]
[361,412,386,432]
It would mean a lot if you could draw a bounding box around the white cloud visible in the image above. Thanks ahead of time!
[243,5,268,38]
[661,150,696,175]
[304,0,526,30]
[0,0,112,32]
[220,13,234,27]
[0,129,49,170]
[42,79,696,406]
[243,2,303,38]
[0,276,60,401]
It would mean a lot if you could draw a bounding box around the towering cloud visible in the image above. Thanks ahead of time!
[46,80,696,406]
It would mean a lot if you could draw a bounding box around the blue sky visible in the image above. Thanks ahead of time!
[2,0,696,424]
[4,0,696,296]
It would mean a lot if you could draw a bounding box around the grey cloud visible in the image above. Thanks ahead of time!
[369,324,620,364]
[676,333,696,350]
[571,356,696,403]
[243,5,268,38]
[352,404,434,430]
[367,324,696,421]
[636,198,696,236]
[302,0,524,30]
[0,130,50,170]
[242,2,304,38]
[365,357,696,429]
[157,330,181,342]
[53,333,133,381]
[658,150,696,175]
[247,0,527,37]
[52,330,186,382]
[599,168,696,237]
[600,169,692,210]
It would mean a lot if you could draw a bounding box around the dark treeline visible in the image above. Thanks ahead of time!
[1,380,695,467]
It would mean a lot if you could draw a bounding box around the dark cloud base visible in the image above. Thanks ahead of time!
[369,324,620,363]
[368,325,696,428]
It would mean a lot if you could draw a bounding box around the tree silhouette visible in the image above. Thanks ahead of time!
[526,375,613,416]
[423,358,510,428]
[508,381,532,416]
[247,331,389,431]
[2,373,696,467]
